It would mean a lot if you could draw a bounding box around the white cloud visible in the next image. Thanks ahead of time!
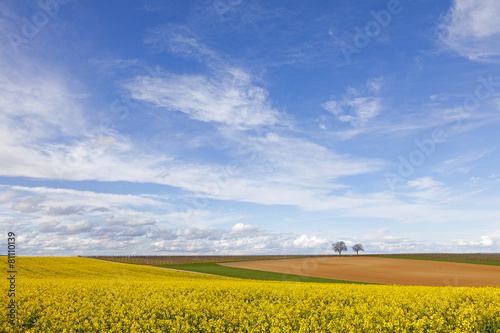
[145,24,217,61]
[480,235,494,246]
[322,79,383,127]
[0,57,87,140]
[5,184,500,255]
[0,191,14,203]
[0,19,384,213]
[230,222,260,234]
[68,220,98,234]
[176,226,224,240]
[139,24,288,130]
[11,186,166,210]
[0,45,153,183]
[248,133,385,182]
[104,216,157,227]
[0,51,100,182]
[439,0,500,61]
[2,3,500,256]
[11,195,47,213]
[127,67,282,129]
[47,206,86,216]
[366,77,384,93]
[455,232,500,248]
[437,150,490,175]
[1,129,385,212]
[291,234,329,249]
[89,57,138,72]
[406,177,452,204]
[407,177,442,190]
[39,220,98,235]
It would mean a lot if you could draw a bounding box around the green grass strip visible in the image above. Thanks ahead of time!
[373,255,500,267]
[157,262,374,284]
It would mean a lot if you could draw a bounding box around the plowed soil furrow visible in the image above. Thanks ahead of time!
[221,257,500,287]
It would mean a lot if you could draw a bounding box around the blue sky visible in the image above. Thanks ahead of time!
[1,0,500,255]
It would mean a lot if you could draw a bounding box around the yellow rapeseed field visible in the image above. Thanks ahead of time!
[2,257,499,332]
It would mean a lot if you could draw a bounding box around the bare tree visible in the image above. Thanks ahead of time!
[352,244,364,256]
[332,241,347,256]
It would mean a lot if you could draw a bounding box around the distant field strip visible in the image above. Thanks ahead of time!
[2,257,500,332]
[86,254,330,265]
[222,257,500,287]
[373,253,500,266]
[158,262,372,284]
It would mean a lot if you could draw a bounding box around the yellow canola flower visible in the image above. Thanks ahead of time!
[1,257,499,333]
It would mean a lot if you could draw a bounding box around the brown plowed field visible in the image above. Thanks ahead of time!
[221,257,500,287]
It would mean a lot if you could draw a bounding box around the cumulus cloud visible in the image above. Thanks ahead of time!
[0,191,14,203]
[47,205,86,216]
[68,220,98,234]
[290,234,329,249]
[230,223,260,234]
[454,233,500,249]
[11,195,47,213]
[438,0,500,61]
[121,226,151,237]
[38,221,63,233]
[480,235,495,246]
[176,226,225,240]
[90,207,110,213]
[39,220,97,235]
[104,216,156,227]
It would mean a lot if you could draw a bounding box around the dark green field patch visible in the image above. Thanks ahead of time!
[157,262,374,284]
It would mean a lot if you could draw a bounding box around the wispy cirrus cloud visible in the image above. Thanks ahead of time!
[8,186,167,213]
[88,57,138,74]
[322,78,383,128]
[0,54,87,140]
[145,24,218,62]
[438,0,500,61]
[436,150,491,175]
[245,132,385,182]
[406,177,452,204]
[127,67,283,129]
